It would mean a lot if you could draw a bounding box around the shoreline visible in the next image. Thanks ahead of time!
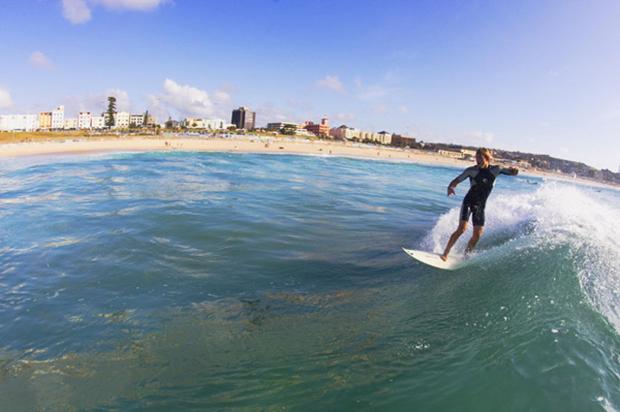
[0,135,617,190]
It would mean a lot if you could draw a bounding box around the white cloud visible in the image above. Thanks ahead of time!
[106,88,131,111]
[256,102,289,124]
[61,0,166,24]
[316,75,345,94]
[149,79,231,119]
[354,73,400,101]
[357,85,390,100]
[64,88,131,114]
[467,131,495,144]
[332,113,355,123]
[373,104,387,114]
[0,88,13,110]
[254,101,315,126]
[62,0,92,24]
[29,51,53,70]
[597,100,620,121]
[213,90,231,105]
[540,121,551,128]
[399,105,409,113]
[286,98,314,112]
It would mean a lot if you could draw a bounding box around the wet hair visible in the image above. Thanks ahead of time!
[476,147,493,164]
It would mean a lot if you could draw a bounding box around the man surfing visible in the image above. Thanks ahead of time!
[440,148,518,261]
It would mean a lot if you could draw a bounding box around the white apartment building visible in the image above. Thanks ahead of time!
[267,122,299,132]
[129,114,144,127]
[182,117,204,128]
[329,126,390,144]
[359,131,382,142]
[181,117,226,130]
[330,125,361,140]
[51,105,65,129]
[64,118,78,130]
[203,118,225,129]
[438,150,464,159]
[115,112,130,129]
[0,114,39,131]
[91,115,105,129]
[376,131,392,145]
[78,112,92,129]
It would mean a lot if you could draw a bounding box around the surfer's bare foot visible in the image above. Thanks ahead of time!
[439,254,448,262]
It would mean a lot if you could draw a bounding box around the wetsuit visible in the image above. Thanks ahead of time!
[453,165,514,226]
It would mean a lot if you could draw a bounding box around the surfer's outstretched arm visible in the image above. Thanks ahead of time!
[499,167,519,176]
[447,167,477,196]
[447,177,460,196]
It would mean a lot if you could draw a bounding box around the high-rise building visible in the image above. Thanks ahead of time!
[231,107,256,130]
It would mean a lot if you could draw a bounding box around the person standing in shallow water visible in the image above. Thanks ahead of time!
[440,148,519,261]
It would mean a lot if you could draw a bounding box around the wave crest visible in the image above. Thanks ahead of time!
[424,182,620,331]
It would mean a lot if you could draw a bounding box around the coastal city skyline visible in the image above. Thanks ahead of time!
[0,101,403,146]
[1,1,619,170]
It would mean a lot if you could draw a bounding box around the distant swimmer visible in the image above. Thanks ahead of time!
[440,148,518,261]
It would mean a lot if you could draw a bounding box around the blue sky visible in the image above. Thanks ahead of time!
[0,0,619,170]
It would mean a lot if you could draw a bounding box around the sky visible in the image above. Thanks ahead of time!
[0,0,619,170]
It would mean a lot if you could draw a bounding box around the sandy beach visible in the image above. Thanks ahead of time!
[0,134,615,190]
[0,134,471,166]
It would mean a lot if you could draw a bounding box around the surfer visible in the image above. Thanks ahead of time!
[440,148,518,261]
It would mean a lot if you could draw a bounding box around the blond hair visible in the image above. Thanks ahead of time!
[476,148,493,164]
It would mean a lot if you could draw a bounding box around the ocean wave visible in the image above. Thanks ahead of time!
[424,182,620,332]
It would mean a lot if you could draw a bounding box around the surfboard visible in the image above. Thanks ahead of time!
[402,248,464,271]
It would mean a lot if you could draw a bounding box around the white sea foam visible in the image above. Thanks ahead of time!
[424,182,620,331]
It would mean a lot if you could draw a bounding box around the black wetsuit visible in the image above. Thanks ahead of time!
[454,165,513,226]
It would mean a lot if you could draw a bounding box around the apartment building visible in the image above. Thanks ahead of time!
[0,114,39,131]
[91,115,105,129]
[329,125,361,140]
[39,112,52,130]
[115,112,130,129]
[78,112,92,129]
[64,118,78,129]
[129,114,144,127]
[51,105,65,129]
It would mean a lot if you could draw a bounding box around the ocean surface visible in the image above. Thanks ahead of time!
[0,151,618,411]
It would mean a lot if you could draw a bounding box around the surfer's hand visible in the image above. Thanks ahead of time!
[447,186,456,196]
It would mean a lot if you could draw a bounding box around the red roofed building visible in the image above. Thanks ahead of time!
[303,117,330,137]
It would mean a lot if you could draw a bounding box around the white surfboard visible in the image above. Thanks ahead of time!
[402,248,464,271]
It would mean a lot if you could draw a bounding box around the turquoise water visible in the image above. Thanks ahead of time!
[0,152,619,411]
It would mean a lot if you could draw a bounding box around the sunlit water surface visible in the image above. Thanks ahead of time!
[0,152,618,411]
